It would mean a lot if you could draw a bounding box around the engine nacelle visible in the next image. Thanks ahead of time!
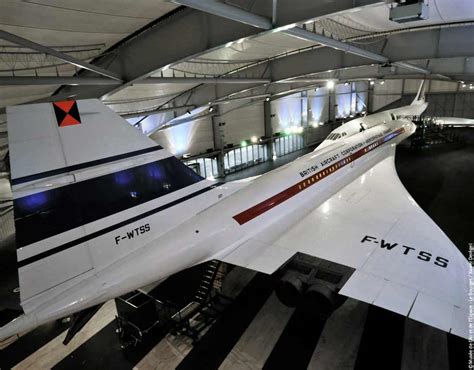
[274,253,354,318]
[300,281,345,320]
[275,273,304,307]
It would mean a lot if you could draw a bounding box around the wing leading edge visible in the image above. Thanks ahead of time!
[222,152,469,339]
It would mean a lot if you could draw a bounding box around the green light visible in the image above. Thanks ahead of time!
[284,127,292,136]
[241,140,248,147]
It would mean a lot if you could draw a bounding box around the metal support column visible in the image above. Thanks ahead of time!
[272,0,277,25]
[211,112,225,177]
[301,90,308,127]
[264,100,274,160]
[367,81,373,114]
[328,88,336,122]
[351,82,355,116]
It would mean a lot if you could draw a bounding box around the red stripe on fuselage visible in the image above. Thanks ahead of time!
[233,128,405,225]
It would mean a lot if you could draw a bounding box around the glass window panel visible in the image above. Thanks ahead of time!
[228,150,235,169]
[241,146,247,164]
[235,149,241,166]
[205,158,214,178]
[212,158,218,176]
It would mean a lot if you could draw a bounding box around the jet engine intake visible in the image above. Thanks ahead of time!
[274,253,354,317]
[275,273,304,307]
[300,280,346,320]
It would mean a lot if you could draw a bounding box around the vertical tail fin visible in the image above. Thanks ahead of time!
[7,99,204,304]
[411,80,427,105]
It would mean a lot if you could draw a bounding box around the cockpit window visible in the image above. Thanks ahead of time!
[327,133,342,140]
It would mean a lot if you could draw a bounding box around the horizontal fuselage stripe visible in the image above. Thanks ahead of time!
[18,183,223,268]
[233,128,405,225]
[11,145,163,185]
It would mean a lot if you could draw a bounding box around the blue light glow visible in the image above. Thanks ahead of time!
[114,170,133,185]
[18,192,48,211]
[146,163,163,180]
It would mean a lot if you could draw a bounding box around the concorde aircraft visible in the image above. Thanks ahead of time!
[0,81,468,342]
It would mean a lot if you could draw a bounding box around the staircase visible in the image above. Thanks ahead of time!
[194,260,221,304]
[169,260,232,342]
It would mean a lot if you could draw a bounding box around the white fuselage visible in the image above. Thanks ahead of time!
[2,120,415,335]
[317,101,427,149]
[0,117,418,339]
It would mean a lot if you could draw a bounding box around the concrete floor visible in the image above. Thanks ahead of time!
[1,128,472,370]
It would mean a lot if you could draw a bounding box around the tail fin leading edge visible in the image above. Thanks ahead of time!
[411,80,427,105]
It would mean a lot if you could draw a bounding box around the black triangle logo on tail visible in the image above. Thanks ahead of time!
[53,100,81,127]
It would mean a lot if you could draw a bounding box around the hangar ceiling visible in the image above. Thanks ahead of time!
[0,0,474,133]
[0,0,177,120]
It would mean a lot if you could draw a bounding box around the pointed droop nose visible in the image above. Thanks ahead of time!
[0,313,38,341]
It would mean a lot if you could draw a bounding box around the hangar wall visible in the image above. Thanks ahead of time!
[139,79,473,172]
[271,92,304,132]
[218,103,265,147]
[372,79,473,118]
[308,87,330,124]
[372,80,403,111]
[147,81,369,158]
[1,79,473,179]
